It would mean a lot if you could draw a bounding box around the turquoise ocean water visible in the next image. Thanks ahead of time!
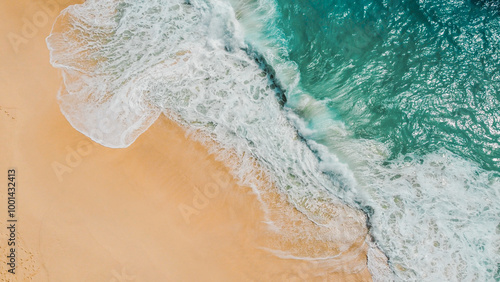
[48,0,500,280]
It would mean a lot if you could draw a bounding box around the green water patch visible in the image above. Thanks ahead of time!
[270,0,500,171]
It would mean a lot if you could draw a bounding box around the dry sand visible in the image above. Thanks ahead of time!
[0,1,374,281]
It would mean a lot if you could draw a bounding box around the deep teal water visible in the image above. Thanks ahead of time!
[269,0,500,172]
[239,0,500,280]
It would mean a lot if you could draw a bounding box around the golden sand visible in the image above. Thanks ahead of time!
[0,1,373,280]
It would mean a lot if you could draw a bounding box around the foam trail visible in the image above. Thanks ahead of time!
[47,0,391,279]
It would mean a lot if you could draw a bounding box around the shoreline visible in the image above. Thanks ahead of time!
[1,1,375,280]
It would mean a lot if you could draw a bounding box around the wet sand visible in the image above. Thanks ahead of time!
[0,1,374,281]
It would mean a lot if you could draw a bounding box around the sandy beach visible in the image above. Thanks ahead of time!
[0,1,374,281]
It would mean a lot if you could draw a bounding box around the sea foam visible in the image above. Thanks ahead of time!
[220,0,500,280]
[47,0,391,279]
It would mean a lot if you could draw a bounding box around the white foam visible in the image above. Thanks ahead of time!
[228,0,500,280]
[356,150,500,281]
[280,87,500,281]
[287,94,500,280]
[47,0,384,277]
